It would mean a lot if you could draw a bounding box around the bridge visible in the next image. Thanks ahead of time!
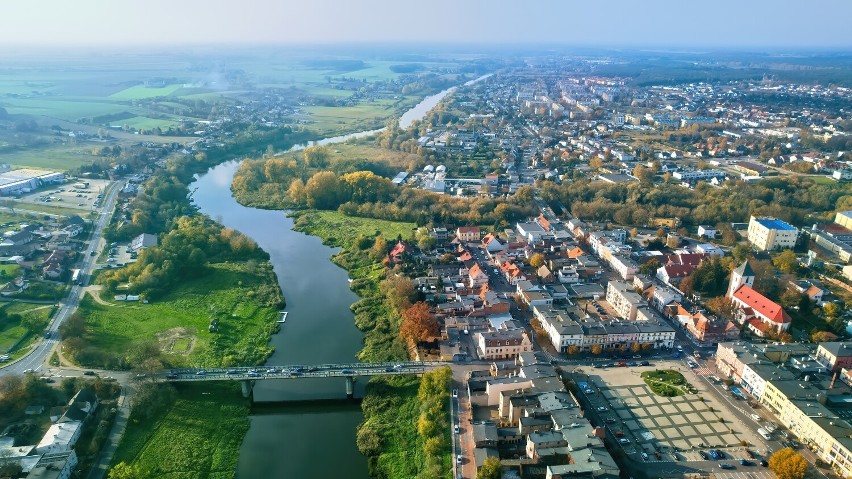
[159,361,446,398]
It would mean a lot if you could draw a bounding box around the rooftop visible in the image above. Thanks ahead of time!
[754,217,797,231]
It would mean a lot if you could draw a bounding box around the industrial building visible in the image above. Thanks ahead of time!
[0,168,65,196]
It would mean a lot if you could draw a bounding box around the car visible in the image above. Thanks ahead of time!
[617,362,627,367]
[714,449,724,459]
[452,389,458,398]
[709,450,720,459]
[614,431,624,437]
[0,355,9,362]
[306,367,318,372]
[633,355,641,359]
[745,449,755,459]
[289,370,303,376]
[750,413,761,422]
[226,369,241,374]
[166,374,178,380]
[596,406,607,412]
[739,459,753,466]
[292,367,304,373]
[83,371,97,376]
[628,361,637,367]
[676,345,683,351]
[341,369,354,375]
[40,377,55,383]
[23,368,34,374]
[456,455,462,464]
[618,438,630,445]
[760,460,768,467]
[195,370,206,376]
[266,368,278,374]
[247,372,261,378]
[640,361,650,366]
[673,352,681,359]
[584,388,594,394]
[605,417,616,424]
[43,331,51,339]
[90,251,96,256]
[699,451,710,460]
[719,463,734,470]
[641,452,649,461]
[454,425,459,434]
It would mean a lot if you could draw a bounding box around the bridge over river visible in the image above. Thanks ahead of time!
[159,361,446,398]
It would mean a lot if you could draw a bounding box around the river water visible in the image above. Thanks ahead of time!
[189,73,491,478]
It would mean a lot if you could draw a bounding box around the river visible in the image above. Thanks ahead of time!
[189,72,491,478]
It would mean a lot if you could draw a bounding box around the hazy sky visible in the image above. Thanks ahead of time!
[1,0,850,49]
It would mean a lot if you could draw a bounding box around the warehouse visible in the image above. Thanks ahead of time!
[0,168,65,196]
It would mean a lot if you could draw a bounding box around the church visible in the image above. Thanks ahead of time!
[727,260,792,337]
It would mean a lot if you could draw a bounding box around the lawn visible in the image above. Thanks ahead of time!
[291,210,416,249]
[0,264,21,278]
[361,375,424,479]
[641,369,696,397]
[81,261,280,367]
[111,382,249,479]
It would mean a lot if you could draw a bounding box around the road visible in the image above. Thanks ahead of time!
[0,179,122,376]
[160,361,443,382]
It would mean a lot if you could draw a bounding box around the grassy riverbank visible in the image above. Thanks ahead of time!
[76,261,281,369]
[111,383,250,479]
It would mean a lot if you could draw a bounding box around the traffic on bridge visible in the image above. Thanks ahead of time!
[160,361,446,382]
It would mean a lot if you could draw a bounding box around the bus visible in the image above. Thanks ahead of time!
[71,269,82,285]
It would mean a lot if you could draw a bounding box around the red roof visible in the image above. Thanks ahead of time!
[733,285,791,324]
[662,264,694,278]
[457,226,480,234]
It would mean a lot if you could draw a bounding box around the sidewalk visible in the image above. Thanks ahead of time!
[87,384,134,479]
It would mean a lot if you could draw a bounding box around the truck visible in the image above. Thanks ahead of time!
[71,269,82,285]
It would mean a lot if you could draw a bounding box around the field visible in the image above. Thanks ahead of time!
[361,375,424,478]
[109,84,184,100]
[0,143,101,171]
[81,261,279,367]
[0,302,54,353]
[291,210,417,248]
[296,96,418,135]
[111,382,249,479]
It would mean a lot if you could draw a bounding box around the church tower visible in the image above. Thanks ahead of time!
[728,260,755,298]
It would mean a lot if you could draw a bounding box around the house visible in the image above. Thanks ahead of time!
[26,451,78,479]
[456,226,481,242]
[790,279,828,305]
[35,421,83,454]
[481,233,507,253]
[656,263,694,286]
[389,241,415,263]
[468,263,489,288]
[476,329,532,360]
[537,265,555,284]
[728,261,792,336]
[814,342,852,371]
[429,227,448,241]
[685,312,739,344]
[697,225,717,238]
[130,233,158,252]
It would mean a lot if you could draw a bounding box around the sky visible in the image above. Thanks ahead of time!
[1,0,850,49]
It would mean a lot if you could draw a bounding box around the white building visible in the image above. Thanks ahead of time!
[697,225,717,238]
[35,421,82,454]
[747,216,799,251]
[605,281,642,321]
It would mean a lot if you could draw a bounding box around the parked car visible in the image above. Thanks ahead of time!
[596,406,607,412]
[699,451,710,460]
[641,452,649,461]
[745,449,755,459]
[618,438,630,445]
[719,463,734,470]
[83,371,97,376]
[341,369,354,375]
[760,460,769,467]
[739,459,753,466]
[640,361,650,366]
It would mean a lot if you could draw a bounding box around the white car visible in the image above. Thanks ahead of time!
[750,413,762,422]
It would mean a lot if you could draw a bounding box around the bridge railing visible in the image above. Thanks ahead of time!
[163,360,447,376]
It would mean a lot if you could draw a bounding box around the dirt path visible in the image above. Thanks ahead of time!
[82,285,114,306]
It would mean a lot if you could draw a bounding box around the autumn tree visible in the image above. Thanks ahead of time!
[477,457,502,479]
[811,330,836,343]
[639,258,661,275]
[304,171,340,209]
[288,179,306,204]
[590,344,602,355]
[768,448,807,479]
[399,302,440,344]
[529,253,545,269]
[107,462,139,479]
[303,145,330,168]
[705,296,738,322]
[773,249,799,274]
[589,157,604,170]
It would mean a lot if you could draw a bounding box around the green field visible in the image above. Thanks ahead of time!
[0,264,22,278]
[291,210,416,248]
[118,116,181,131]
[1,97,130,121]
[109,84,184,100]
[0,144,100,171]
[111,383,249,479]
[0,303,54,353]
[82,261,279,367]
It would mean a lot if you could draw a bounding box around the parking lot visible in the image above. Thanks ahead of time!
[18,178,110,212]
[574,360,769,469]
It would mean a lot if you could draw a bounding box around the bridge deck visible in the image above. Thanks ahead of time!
[161,361,445,382]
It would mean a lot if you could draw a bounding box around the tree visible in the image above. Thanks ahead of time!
[371,236,388,262]
[400,302,440,344]
[288,179,306,204]
[356,424,382,457]
[705,296,738,322]
[589,157,604,170]
[590,344,602,355]
[477,457,502,479]
[732,243,751,263]
[529,253,545,269]
[303,145,330,168]
[303,171,340,209]
[631,342,641,353]
[773,250,798,274]
[107,462,139,479]
[751,260,782,300]
[811,330,836,343]
[567,345,580,356]
[639,258,661,275]
[768,448,807,479]
[823,302,843,319]
[59,312,86,339]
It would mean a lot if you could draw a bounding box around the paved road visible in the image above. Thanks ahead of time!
[160,361,443,382]
[0,179,122,376]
